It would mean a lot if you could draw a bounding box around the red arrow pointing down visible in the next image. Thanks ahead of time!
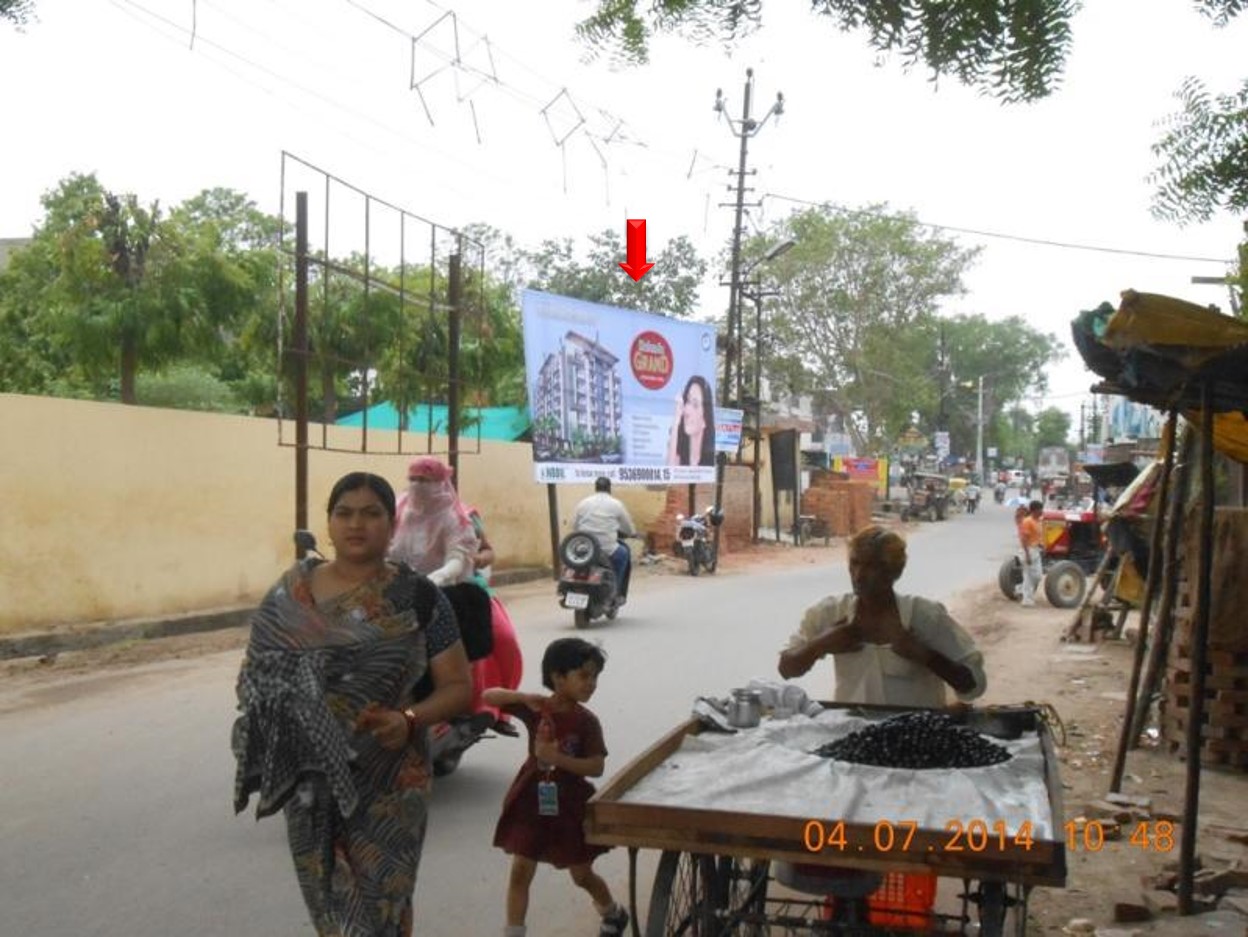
[618,218,655,281]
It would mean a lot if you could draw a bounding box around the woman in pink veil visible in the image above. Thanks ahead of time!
[389,457,479,586]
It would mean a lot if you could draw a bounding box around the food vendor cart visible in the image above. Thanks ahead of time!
[586,703,1067,936]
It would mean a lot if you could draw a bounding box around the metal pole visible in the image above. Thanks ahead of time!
[1178,387,1215,915]
[293,192,309,558]
[447,240,462,482]
[752,292,763,542]
[975,375,984,483]
[547,483,560,580]
[723,71,753,410]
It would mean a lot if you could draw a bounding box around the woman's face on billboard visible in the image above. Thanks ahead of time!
[682,381,706,433]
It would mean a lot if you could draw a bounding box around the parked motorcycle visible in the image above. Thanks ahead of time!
[294,530,497,777]
[673,505,723,576]
[556,532,638,629]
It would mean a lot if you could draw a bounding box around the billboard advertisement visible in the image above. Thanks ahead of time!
[832,456,889,497]
[522,290,720,485]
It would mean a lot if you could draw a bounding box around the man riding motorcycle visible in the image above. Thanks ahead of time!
[571,476,637,604]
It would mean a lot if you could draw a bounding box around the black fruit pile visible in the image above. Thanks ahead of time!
[814,711,1011,770]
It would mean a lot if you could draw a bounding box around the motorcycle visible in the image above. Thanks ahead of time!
[294,530,498,778]
[673,505,723,576]
[556,531,638,629]
[993,483,1007,504]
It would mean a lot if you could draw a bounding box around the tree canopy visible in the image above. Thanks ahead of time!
[515,227,707,317]
[578,1,1245,104]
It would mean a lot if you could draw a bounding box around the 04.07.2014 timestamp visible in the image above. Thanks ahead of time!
[802,819,1039,854]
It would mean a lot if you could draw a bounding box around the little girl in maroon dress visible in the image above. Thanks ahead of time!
[484,638,629,937]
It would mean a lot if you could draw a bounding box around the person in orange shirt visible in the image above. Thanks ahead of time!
[1018,500,1045,607]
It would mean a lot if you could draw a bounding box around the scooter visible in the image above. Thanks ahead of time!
[556,532,637,629]
[673,504,723,576]
[294,530,498,778]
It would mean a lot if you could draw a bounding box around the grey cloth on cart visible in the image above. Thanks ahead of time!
[624,708,1054,838]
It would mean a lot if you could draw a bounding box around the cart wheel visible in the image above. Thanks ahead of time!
[708,856,769,936]
[1044,560,1087,608]
[976,880,1027,937]
[645,851,715,937]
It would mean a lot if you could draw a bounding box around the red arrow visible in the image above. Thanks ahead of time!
[618,218,655,281]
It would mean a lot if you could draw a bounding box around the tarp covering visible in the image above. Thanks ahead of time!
[335,403,530,441]
[1072,291,1248,465]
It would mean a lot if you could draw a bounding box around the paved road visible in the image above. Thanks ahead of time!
[0,503,1019,936]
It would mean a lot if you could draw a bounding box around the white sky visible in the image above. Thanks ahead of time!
[2,0,1245,423]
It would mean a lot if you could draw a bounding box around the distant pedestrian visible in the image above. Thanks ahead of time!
[1018,500,1045,607]
[484,638,628,937]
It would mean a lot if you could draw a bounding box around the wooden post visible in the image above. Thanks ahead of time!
[1178,387,1215,916]
[1183,386,1213,918]
[1110,407,1178,790]
[1130,424,1194,744]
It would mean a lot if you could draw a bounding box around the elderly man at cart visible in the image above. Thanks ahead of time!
[778,525,987,708]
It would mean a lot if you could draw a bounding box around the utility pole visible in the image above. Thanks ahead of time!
[975,375,984,487]
[712,68,783,555]
[715,69,784,410]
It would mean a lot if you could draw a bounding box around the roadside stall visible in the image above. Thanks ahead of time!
[586,700,1067,936]
[1071,290,1248,915]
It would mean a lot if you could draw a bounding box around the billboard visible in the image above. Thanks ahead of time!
[522,290,719,485]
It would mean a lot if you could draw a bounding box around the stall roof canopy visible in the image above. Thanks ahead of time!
[1072,291,1248,464]
[335,403,530,441]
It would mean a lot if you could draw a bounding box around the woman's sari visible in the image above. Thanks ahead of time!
[233,559,451,937]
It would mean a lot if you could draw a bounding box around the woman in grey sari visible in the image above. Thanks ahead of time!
[233,472,472,936]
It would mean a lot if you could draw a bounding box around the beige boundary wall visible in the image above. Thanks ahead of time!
[0,394,665,634]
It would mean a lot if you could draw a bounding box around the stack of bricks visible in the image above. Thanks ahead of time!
[647,465,754,555]
[800,470,877,538]
[1160,507,1248,771]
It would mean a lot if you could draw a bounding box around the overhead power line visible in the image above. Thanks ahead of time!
[763,192,1238,265]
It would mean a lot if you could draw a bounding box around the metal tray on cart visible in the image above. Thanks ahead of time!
[586,703,1067,936]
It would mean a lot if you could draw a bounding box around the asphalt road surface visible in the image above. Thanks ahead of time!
[0,503,1020,936]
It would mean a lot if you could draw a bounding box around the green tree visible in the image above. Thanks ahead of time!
[754,204,980,451]
[926,313,1064,459]
[1034,406,1073,448]
[520,227,707,317]
[0,175,281,405]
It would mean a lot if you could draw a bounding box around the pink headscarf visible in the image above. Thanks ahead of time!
[389,457,478,579]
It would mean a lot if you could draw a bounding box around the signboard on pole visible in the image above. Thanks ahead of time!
[714,407,744,453]
[522,290,719,485]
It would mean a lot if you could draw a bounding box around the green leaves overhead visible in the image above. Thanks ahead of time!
[577,0,1078,102]
[1150,75,1248,225]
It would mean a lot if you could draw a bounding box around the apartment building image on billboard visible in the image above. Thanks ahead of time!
[532,331,624,462]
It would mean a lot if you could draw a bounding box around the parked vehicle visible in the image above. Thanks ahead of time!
[997,506,1107,608]
[673,505,723,576]
[904,472,951,522]
[556,532,637,628]
[293,531,499,777]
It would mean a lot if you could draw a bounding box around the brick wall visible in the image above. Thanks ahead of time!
[799,470,877,537]
[647,464,754,555]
